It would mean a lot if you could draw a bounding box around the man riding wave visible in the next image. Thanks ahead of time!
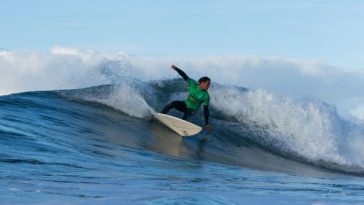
[161,65,212,131]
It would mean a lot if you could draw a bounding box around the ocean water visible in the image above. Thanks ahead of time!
[1,78,364,205]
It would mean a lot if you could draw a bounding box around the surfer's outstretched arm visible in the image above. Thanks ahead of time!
[171,65,189,81]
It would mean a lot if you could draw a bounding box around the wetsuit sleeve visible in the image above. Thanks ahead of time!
[204,105,210,125]
[174,67,189,81]
[204,94,210,106]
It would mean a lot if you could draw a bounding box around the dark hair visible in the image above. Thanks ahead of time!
[198,76,211,83]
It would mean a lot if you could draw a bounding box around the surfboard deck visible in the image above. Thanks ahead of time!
[154,113,202,136]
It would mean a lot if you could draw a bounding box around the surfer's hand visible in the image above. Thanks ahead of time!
[171,64,177,70]
[205,125,212,133]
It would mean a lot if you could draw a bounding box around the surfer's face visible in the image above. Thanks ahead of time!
[199,80,211,90]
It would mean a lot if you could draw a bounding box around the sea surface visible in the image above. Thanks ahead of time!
[1,80,364,205]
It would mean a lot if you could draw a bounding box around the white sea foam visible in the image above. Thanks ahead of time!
[78,83,154,118]
[211,87,364,168]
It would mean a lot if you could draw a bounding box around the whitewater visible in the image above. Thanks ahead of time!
[1,47,364,204]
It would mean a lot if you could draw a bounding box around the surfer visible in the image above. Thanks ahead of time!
[161,65,212,131]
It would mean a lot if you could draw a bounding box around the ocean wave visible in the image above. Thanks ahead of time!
[1,79,364,175]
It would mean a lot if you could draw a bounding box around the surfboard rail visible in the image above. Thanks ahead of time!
[154,113,202,136]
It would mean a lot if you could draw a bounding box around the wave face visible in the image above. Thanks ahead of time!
[2,80,364,176]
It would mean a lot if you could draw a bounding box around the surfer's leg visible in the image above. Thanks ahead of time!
[161,101,186,114]
[182,109,194,120]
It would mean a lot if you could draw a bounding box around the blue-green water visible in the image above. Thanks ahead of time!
[1,83,364,205]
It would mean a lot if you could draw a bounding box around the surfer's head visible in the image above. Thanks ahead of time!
[198,76,211,90]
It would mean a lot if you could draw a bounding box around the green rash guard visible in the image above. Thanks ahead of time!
[185,78,210,110]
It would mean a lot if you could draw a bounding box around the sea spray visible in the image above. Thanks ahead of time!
[211,86,364,169]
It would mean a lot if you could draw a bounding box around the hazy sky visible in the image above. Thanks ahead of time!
[1,0,364,70]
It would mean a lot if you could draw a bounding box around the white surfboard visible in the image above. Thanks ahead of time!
[154,113,202,136]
